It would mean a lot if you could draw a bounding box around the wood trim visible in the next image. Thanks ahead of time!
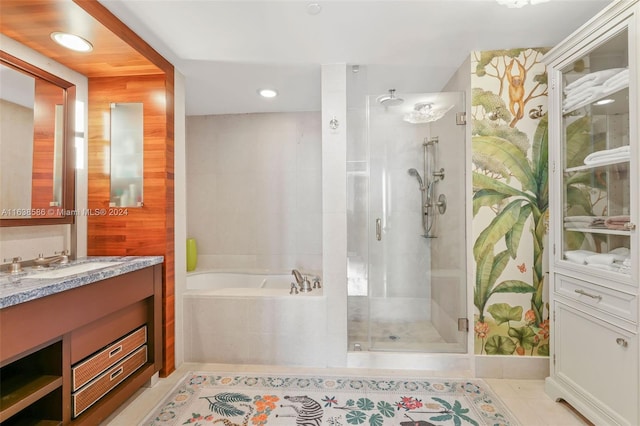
[73,0,173,75]
[0,0,162,78]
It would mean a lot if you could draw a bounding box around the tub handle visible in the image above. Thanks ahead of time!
[290,283,299,295]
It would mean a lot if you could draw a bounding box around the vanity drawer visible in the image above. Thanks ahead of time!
[555,275,637,322]
[72,326,146,391]
[72,345,147,418]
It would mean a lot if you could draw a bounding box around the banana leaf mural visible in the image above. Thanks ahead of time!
[473,115,547,326]
[471,49,550,356]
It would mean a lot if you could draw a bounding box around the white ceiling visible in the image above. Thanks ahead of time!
[99,0,612,116]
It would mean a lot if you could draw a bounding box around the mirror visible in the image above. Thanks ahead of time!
[0,51,75,226]
[110,102,143,207]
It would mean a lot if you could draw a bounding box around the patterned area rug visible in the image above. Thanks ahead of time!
[142,372,517,426]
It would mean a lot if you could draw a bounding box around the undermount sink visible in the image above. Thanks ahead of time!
[30,262,123,279]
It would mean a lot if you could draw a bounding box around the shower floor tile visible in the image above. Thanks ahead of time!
[348,319,446,351]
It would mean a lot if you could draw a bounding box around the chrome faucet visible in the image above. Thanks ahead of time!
[34,251,69,268]
[291,269,304,285]
[291,269,312,292]
[3,257,23,274]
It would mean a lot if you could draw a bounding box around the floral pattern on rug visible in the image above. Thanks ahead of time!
[143,373,516,426]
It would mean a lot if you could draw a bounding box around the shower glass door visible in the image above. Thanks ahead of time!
[360,91,467,353]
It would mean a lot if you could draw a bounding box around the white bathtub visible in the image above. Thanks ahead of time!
[185,270,314,296]
[183,270,327,366]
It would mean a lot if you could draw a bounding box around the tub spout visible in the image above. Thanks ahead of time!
[291,269,304,285]
[292,269,312,292]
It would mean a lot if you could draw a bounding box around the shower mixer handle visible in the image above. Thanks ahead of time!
[432,168,445,180]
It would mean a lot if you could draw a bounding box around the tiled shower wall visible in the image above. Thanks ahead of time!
[186,112,322,273]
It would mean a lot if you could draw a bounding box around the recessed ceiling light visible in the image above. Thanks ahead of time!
[51,32,93,52]
[258,89,278,98]
[307,3,322,15]
[593,98,615,106]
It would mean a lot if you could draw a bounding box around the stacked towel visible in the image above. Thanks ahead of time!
[564,250,595,264]
[605,215,631,230]
[565,247,631,275]
[583,145,630,166]
[564,68,625,94]
[602,68,629,92]
[585,252,628,265]
[563,86,605,111]
[610,247,631,257]
[564,215,606,228]
[563,67,628,112]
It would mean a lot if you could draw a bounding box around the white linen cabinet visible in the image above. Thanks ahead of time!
[543,1,639,424]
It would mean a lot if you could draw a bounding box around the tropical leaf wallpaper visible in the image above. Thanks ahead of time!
[471,48,550,356]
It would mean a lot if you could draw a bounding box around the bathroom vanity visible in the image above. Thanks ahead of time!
[0,256,163,425]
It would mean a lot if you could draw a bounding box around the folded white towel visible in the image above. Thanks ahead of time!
[564,220,605,227]
[588,263,620,272]
[586,253,617,265]
[603,68,629,89]
[610,247,630,256]
[584,154,630,165]
[565,250,596,265]
[564,215,606,222]
[583,146,630,165]
[565,68,625,93]
[623,258,631,267]
[603,78,629,94]
[563,86,606,111]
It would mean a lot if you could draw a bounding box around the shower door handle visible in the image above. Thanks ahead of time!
[376,218,382,241]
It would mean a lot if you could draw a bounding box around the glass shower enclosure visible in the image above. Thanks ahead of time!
[347,91,467,353]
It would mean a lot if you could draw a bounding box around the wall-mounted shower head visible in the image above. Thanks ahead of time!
[377,89,404,107]
[407,168,423,188]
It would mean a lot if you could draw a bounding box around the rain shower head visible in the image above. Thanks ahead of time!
[408,168,423,187]
[377,89,404,107]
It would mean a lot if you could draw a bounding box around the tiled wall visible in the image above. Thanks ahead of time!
[321,64,348,366]
[186,112,322,273]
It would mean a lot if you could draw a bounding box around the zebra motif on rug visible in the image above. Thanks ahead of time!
[276,395,323,425]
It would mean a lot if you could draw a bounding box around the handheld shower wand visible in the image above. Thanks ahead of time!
[407,168,424,190]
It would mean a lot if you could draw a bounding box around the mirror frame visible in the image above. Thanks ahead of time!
[0,50,76,227]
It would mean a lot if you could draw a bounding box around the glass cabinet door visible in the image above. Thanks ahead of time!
[560,28,633,277]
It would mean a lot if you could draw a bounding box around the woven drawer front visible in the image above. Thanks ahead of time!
[72,345,147,418]
[72,326,146,391]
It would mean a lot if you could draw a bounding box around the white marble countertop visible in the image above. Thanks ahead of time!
[0,256,164,309]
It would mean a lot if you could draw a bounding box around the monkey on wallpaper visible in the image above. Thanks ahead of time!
[506,58,526,127]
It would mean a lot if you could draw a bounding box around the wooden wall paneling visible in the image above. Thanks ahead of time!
[72,0,176,377]
[0,0,162,78]
[73,0,173,75]
[87,74,174,375]
[163,67,175,376]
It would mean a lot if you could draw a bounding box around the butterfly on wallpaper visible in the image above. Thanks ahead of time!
[517,263,527,273]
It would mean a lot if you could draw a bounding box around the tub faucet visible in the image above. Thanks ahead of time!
[291,269,304,285]
[291,269,312,292]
